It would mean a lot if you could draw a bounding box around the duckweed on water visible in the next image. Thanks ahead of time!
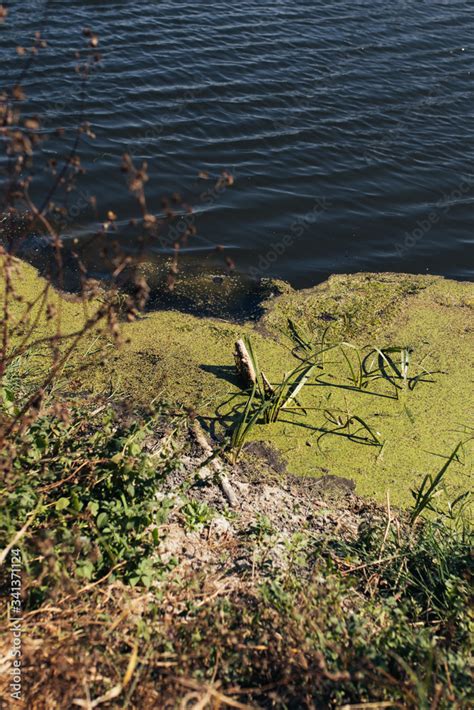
[5,259,474,509]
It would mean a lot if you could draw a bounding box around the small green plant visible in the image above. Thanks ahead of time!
[286,318,439,398]
[339,341,369,390]
[287,318,332,366]
[0,401,183,598]
[245,514,275,541]
[181,500,215,531]
[228,332,393,461]
[229,382,261,462]
[317,408,382,449]
[410,442,467,524]
[229,336,322,461]
[363,345,438,395]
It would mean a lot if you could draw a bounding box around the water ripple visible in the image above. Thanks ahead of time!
[1,0,473,285]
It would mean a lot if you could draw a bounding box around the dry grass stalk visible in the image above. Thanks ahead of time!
[192,420,238,507]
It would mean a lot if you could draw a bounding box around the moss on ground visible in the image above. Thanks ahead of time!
[8,259,474,509]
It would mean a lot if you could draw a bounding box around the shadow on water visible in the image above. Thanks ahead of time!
[199,364,240,388]
[139,261,283,321]
[1,214,284,322]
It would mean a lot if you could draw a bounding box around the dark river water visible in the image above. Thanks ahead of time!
[2,0,474,293]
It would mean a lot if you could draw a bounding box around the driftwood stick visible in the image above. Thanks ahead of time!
[234,338,256,387]
[191,420,239,508]
[261,370,275,395]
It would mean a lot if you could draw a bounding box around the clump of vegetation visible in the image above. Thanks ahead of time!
[1,389,471,708]
[229,335,320,460]
[164,516,471,709]
[227,323,440,461]
[0,385,187,597]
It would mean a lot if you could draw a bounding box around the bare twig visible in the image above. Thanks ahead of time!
[192,420,238,507]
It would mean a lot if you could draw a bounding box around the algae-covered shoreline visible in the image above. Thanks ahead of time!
[8,258,474,510]
[2,257,473,708]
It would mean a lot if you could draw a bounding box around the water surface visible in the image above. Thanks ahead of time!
[2,0,473,289]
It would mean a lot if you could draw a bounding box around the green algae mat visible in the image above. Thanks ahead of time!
[8,261,474,510]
